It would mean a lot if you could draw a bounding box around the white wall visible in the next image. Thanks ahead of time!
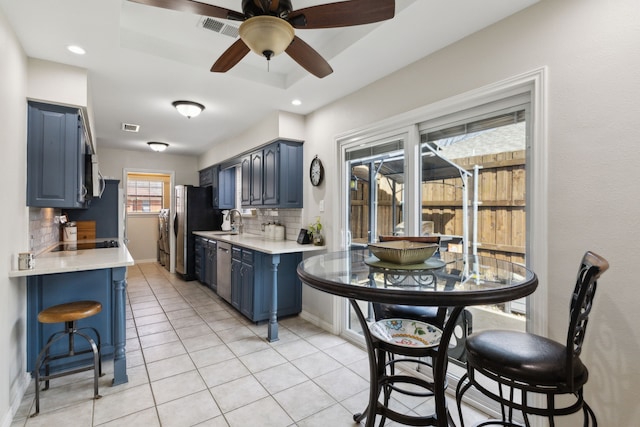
[98,147,199,186]
[209,0,640,424]
[26,58,88,108]
[126,215,160,262]
[198,111,305,169]
[0,9,30,427]
[98,147,200,263]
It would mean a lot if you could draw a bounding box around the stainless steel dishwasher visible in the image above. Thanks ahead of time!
[216,241,232,303]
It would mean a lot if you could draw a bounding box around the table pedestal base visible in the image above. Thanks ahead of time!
[350,299,462,427]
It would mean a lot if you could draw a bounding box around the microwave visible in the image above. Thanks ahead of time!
[84,153,105,199]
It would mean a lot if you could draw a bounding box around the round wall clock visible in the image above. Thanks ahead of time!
[310,155,324,186]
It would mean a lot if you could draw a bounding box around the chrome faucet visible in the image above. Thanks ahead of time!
[227,209,243,234]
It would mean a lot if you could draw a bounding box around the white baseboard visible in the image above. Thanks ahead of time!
[134,258,159,264]
[2,372,31,427]
[298,310,338,334]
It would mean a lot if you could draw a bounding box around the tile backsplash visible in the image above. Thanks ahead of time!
[242,209,303,241]
[29,207,61,254]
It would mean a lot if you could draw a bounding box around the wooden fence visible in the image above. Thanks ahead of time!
[350,150,526,264]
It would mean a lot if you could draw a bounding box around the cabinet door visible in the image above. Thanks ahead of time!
[262,143,279,205]
[278,142,303,208]
[250,151,263,205]
[27,102,86,208]
[240,258,254,319]
[199,166,217,187]
[240,156,251,206]
[195,237,204,282]
[231,257,242,310]
[206,240,217,291]
[217,167,236,209]
[252,252,302,322]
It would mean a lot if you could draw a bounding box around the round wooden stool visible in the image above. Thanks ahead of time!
[31,300,104,417]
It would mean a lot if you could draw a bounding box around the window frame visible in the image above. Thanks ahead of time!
[336,66,548,348]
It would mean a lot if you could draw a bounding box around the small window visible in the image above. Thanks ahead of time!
[126,174,168,213]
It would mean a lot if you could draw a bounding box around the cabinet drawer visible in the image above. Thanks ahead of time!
[232,246,242,260]
[242,249,254,264]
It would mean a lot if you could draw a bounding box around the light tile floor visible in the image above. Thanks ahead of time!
[11,262,486,427]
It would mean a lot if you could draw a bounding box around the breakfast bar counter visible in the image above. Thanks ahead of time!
[10,242,134,386]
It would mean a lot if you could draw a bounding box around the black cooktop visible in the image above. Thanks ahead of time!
[51,240,119,252]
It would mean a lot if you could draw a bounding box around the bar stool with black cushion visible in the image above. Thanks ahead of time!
[31,300,104,417]
[455,251,609,427]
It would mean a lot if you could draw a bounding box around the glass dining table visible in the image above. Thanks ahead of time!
[297,248,538,427]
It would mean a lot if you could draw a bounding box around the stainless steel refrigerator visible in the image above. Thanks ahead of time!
[174,185,220,280]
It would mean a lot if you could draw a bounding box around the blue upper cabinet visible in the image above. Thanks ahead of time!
[242,140,303,208]
[271,140,303,208]
[27,101,89,208]
[217,167,236,209]
[202,139,303,210]
[262,144,279,205]
[250,151,263,206]
[199,166,214,187]
[200,164,236,209]
[240,156,251,205]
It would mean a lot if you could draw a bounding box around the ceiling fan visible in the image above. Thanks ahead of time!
[129,0,396,78]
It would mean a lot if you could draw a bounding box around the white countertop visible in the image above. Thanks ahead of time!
[9,242,134,277]
[193,231,327,255]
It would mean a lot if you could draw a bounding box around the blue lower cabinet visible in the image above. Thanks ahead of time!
[27,267,128,385]
[195,237,205,282]
[230,246,302,322]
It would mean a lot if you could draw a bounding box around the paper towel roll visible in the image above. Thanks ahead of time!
[274,225,285,241]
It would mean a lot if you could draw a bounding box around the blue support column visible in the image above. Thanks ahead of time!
[111,267,128,385]
[267,254,281,342]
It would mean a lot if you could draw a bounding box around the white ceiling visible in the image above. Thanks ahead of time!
[0,0,538,156]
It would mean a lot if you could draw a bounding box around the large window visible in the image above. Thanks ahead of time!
[339,93,533,349]
[126,173,170,213]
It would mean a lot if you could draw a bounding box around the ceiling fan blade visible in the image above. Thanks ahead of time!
[211,39,251,73]
[285,36,333,78]
[288,0,394,29]
[128,0,245,21]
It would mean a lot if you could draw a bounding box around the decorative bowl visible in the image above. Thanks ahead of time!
[367,240,439,265]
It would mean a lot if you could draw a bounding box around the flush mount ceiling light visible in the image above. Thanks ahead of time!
[147,142,169,152]
[67,45,86,55]
[239,16,295,62]
[172,101,205,119]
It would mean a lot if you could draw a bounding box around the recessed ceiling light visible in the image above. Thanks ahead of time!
[291,99,302,106]
[67,45,86,55]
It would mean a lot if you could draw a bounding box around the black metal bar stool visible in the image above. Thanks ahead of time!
[31,300,104,417]
[455,251,609,427]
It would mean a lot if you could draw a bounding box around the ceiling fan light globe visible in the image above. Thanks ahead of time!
[239,16,294,59]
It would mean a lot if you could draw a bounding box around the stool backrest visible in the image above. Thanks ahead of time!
[566,251,609,388]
